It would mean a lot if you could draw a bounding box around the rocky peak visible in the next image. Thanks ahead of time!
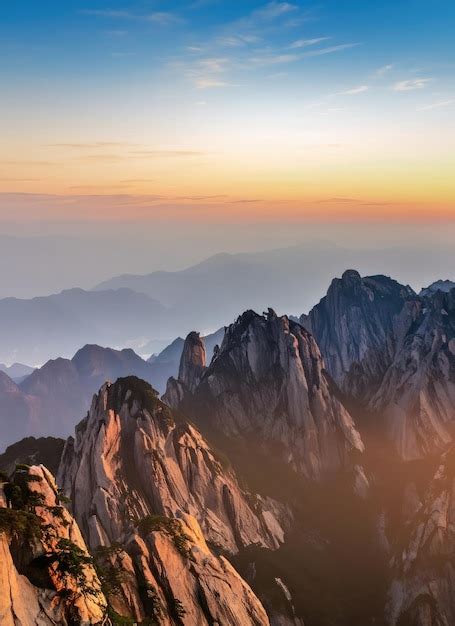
[178,331,206,392]
[307,270,415,398]
[57,376,286,623]
[420,279,455,297]
[167,310,364,480]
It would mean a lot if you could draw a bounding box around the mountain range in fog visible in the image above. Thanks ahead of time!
[1,267,454,625]
[0,243,454,366]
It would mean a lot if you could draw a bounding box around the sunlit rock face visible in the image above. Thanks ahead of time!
[387,445,455,626]
[306,270,414,399]
[0,465,107,625]
[370,288,455,460]
[58,377,285,623]
[166,309,364,481]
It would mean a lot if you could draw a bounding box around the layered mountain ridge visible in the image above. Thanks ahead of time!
[57,376,289,623]
[165,309,365,481]
[304,270,455,460]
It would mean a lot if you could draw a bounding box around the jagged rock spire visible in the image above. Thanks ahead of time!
[178,331,206,392]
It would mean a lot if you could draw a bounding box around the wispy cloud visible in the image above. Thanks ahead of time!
[47,142,139,149]
[254,2,298,20]
[194,77,232,89]
[129,150,206,158]
[74,150,207,162]
[0,177,42,182]
[393,78,431,91]
[82,10,132,18]
[418,99,455,111]
[217,34,262,47]
[336,85,369,95]
[249,53,299,66]
[289,37,330,49]
[375,64,393,76]
[0,160,57,166]
[300,43,361,58]
[81,9,182,25]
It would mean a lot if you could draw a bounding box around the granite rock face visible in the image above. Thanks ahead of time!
[370,289,455,460]
[0,465,107,625]
[58,376,285,623]
[306,271,455,460]
[387,446,455,626]
[306,270,414,398]
[166,309,364,480]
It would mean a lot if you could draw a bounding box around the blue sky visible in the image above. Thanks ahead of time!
[0,1,454,225]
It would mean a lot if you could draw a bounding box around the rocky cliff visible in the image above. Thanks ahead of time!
[387,445,455,625]
[370,288,455,460]
[58,376,286,624]
[166,309,364,481]
[305,271,455,460]
[305,269,414,398]
[0,464,106,625]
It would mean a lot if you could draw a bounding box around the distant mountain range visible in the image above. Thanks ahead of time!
[0,243,453,366]
[0,362,35,382]
[0,329,223,451]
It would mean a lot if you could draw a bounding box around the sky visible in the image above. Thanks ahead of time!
[0,0,454,228]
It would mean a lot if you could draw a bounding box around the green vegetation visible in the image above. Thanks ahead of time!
[0,466,98,604]
[93,543,126,596]
[114,377,174,427]
[0,508,42,540]
[44,538,97,597]
[107,607,136,625]
[170,597,187,623]
[136,515,191,559]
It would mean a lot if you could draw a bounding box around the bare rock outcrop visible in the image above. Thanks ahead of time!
[371,288,455,460]
[306,270,414,398]
[387,445,455,625]
[0,465,107,625]
[57,376,284,623]
[165,310,364,480]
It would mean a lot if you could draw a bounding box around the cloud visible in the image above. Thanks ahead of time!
[0,178,42,182]
[254,2,298,20]
[146,12,182,25]
[47,142,139,149]
[194,77,232,89]
[81,9,182,25]
[120,179,156,183]
[0,160,57,166]
[289,37,330,49]
[316,197,360,204]
[336,85,369,95]
[393,78,431,91]
[129,150,206,158]
[249,53,300,66]
[74,150,206,162]
[217,34,262,47]
[375,64,393,76]
[229,198,263,204]
[300,43,361,58]
[174,194,228,200]
[418,99,455,111]
[185,56,233,88]
[81,9,133,18]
